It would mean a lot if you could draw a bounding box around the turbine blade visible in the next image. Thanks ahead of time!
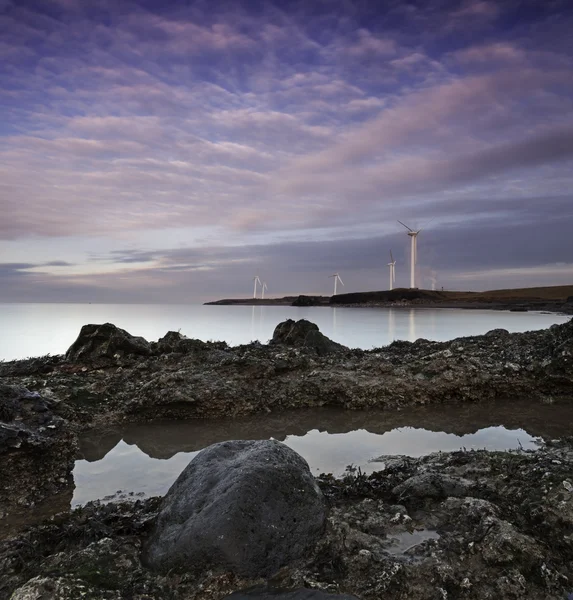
[397,220,413,232]
[418,217,435,233]
[390,249,394,262]
[338,276,345,286]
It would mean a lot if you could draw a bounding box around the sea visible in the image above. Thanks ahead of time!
[0,302,569,362]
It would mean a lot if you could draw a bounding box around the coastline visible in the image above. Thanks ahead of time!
[204,284,573,315]
[2,317,573,599]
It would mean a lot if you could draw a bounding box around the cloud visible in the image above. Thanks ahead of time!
[452,42,525,64]
[1,0,573,300]
[448,1,499,24]
[344,29,397,57]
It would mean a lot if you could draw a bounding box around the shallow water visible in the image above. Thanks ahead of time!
[73,399,573,506]
[0,303,568,361]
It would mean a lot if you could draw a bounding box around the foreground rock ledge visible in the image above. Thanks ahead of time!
[1,318,572,520]
[1,318,572,428]
[143,440,326,577]
[2,440,573,599]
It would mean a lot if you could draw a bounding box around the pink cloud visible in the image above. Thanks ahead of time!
[345,29,397,57]
[453,43,525,64]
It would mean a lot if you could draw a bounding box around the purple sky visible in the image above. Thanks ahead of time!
[1,0,572,302]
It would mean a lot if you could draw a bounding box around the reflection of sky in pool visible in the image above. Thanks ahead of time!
[73,425,538,506]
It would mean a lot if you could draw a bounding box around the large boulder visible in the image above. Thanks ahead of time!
[66,323,151,362]
[225,588,359,599]
[270,319,346,355]
[143,440,326,577]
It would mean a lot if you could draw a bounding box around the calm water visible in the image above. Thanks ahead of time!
[0,303,568,361]
[72,400,573,506]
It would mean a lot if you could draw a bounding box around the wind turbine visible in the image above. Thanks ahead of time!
[261,282,268,299]
[397,220,422,289]
[387,250,396,291]
[252,275,261,299]
[329,272,344,296]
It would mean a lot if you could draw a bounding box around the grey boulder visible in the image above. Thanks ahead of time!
[270,319,346,355]
[143,440,326,577]
[66,323,151,362]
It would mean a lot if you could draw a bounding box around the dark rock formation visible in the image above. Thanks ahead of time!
[225,588,359,599]
[154,331,228,355]
[66,322,151,362]
[392,473,473,501]
[291,296,326,307]
[143,440,326,577]
[2,318,573,425]
[0,385,76,520]
[270,319,346,355]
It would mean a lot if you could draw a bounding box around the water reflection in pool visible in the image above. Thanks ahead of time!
[73,399,573,506]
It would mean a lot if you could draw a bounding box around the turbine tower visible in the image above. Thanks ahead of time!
[387,250,396,291]
[430,271,437,291]
[252,275,261,299]
[397,221,421,289]
[261,282,268,299]
[329,272,344,296]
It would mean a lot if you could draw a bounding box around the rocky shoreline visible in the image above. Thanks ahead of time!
[2,440,573,599]
[1,317,573,599]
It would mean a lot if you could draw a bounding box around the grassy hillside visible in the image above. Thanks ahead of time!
[331,285,573,305]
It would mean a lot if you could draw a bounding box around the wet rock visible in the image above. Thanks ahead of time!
[480,518,544,567]
[0,385,76,518]
[484,328,510,338]
[270,319,346,355]
[3,317,573,428]
[156,330,188,353]
[154,331,227,355]
[143,440,326,577]
[9,575,123,599]
[3,443,573,599]
[225,588,359,599]
[65,323,151,362]
[392,473,473,501]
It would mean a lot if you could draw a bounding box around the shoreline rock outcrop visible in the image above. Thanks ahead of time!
[0,318,571,429]
[143,440,326,577]
[1,317,572,548]
[0,384,76,519]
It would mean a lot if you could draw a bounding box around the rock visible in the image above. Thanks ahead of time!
[9,575,123,600]
[143,440,326,577]
[0,385,76,526]
[65,323,151,362]
[224,587,359,599]
[392,473,473,501]
[484,328,510,338]
[155,330,188,353]
[4,317,573,429]
[291,296,323,307]
[270,319,346,355]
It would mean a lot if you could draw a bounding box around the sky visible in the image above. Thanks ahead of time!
[1,0,572,303]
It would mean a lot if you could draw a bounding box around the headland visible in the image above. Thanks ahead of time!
[204,284,573,314]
